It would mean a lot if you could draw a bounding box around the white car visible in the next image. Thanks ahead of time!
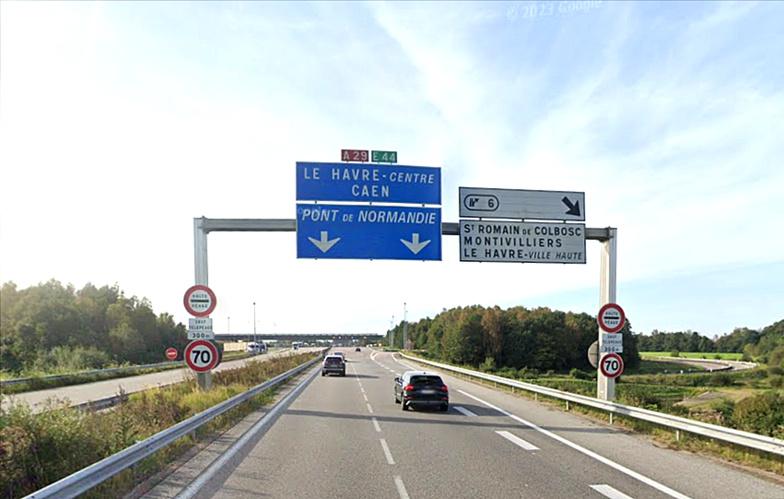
[245,342,267,355]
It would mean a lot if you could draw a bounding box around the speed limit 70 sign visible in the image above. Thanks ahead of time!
[184,340,220,373]
[599,352,624,378]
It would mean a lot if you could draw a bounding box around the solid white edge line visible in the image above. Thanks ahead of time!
[394,475,410,499]
[457,389,691,499]
[495,430,539,451]
[590,484,635,499]
[372,417,382,432]
[380,438,395,464]
[453,405,478,417]
[366,403,374,414]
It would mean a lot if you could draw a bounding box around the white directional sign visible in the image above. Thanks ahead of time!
[188,317,214,340]
[459,220,586,263]
[460,187,585,221]
[600,332,623,353]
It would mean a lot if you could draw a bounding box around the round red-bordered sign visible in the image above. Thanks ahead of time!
[165,347,178,361]
[597,303,625,333]
[183,285,217,317]
[599,352,624,378]
[184,340,219,372]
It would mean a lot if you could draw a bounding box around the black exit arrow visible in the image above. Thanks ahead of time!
[562,196,581,217]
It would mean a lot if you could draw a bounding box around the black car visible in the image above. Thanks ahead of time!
[355,347,361,352]
[394,371,448,411]
[322,355,346,377]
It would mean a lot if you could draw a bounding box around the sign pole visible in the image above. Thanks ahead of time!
[597,228,617,401]
[194,217,212,390]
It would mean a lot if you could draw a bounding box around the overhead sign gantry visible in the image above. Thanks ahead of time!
[191,149,621,401]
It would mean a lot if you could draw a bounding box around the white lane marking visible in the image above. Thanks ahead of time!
[366,403,374,414]
[458,389,691,499]
[496,430,539,451]
[453,405,478,417]
[363,393,369,402]
[591,484,634,499]
[394,475,410,499]
[372,417,382,432]
[380,438,395,464]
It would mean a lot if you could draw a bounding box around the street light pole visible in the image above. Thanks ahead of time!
[403,302,408,350]
[253,301,257,345]
[228,316,231,334]
[390,315,395,348]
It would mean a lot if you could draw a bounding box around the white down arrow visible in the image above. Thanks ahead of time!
[400,233,431,255]
[308,231,340,253]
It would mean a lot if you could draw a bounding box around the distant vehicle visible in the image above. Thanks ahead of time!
[394,371,448,411]
[322,355,346,377]
[245,342,267,355]
[292,341,303,350]
[333,351,345,359]
[355,347,361,352]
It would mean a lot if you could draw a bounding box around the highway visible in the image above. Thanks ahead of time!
[141,348,783,499]
[645,356,757,373]
[0,348,316,412]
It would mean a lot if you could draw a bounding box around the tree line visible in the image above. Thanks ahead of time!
[387,305,640,373]
[635,322,784,366]
[0,280,188,374]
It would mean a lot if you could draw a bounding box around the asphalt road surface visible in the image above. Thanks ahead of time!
[1,348,319,412]
[144,348,783,499]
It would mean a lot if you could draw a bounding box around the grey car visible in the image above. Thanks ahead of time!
[322,355,346,377]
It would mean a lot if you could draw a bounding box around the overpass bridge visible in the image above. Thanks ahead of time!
[214,333,385,344]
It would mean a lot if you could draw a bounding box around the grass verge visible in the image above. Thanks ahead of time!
[0,352,317,499]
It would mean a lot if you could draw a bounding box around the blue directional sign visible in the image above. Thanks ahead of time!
[296,162,441,205]
[296,204,441,260]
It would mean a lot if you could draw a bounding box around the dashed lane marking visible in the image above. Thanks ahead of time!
[495,430,539,451]
[394,476,410,499]
[453,405,478,417]
[380,438,395,465]
[590,484,635,499]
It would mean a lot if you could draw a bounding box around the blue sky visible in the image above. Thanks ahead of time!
[1,1,782,337]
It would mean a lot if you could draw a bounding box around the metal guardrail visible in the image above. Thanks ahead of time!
[24,351,325,499]
[398,353,784,457]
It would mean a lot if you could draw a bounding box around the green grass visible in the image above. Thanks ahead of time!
[0,352,317,499]
[640,352,744,361]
